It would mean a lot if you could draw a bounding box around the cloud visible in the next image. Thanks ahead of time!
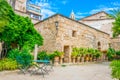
[36,1,58,19]
[75,12,88,19]
[89,1,120,14]
[38,3,51,9]
[111,2,120,6]
[32,0,69,19]
[41,9,55,19]
[89,7,119,14]
[61,0,68,5]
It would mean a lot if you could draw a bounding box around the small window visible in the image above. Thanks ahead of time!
[72,30,77,37]
[98,41,101,46]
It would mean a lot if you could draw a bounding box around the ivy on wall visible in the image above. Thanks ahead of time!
[0,0,43,51]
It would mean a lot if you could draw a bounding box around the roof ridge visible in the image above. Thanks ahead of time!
[79,11,109,21]
[35,13,109,35]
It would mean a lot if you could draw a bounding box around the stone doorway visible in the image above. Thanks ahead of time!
[63,46,70,63]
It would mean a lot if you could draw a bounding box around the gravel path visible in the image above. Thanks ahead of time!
[0,62,113,80]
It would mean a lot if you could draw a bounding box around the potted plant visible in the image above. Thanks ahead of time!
[82,48,87,62]
[95,50,101,62]
[71,48,78,64]
[53,50,62,65]
[77,48,83,63]
[59,52,64,64]
[89,48,95,62]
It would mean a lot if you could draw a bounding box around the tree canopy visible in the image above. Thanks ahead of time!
[0,0,12,32]
[0,0,43,51]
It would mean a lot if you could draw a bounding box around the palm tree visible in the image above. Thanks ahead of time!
[109,9,120,37]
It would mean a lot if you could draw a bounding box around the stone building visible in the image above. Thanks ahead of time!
[79,11,114,37]
[7,0,42,24]
[35,14,110,62]
[79,11,120,50]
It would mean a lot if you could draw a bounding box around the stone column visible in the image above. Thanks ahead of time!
[69,46,72,63]
[34,44,38,60]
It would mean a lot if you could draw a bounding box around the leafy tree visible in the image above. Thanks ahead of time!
[110,60,120,80]
[0,0,13,32]
[109,9,120,37]
[107,47,116,60]
[0,0,43,51]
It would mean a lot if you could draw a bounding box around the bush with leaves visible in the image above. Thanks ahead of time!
[107,48,116,60]
[71,48,79,57]
[16,49,33,68]
[110,60,120,80]
[53,50,63,57]
[7,49,20,60]
[37,51,48,60]
[0,58,17,71]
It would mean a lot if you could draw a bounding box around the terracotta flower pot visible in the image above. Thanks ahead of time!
[77,56,80,63]
[72,56,76,64]
[54,56,59,66]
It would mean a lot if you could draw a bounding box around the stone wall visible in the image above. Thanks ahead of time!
[80,19,114,37]
[15,10,39,24]
[35,14,110,54]
[81,12,108,20]
[35,15,60,53]
[15,0,26,12]
[110,37,120,50]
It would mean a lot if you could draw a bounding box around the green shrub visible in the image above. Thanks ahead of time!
[0,58,17,71]
[107,48,116,60]
[7,49,20,60]
[72,48,78,57]
[48,53,55,60]
[94,49,101,58]
[52,50,64,58]
[110,60,120,80]
[116,50,120,56]
[16,49,33,68]
[37,51,48,60]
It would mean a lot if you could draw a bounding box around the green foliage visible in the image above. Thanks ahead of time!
[53,50,64,57]
[37,51,48,60]
[16,49,33,68]
[37,50,64,61]
[0,58,17,71]
[92,49,101,58]
[72,48,79,57]
[47,53,55,60]
[110,60,120,79]
[116,50,120,55]
[7,49,20,60]
[0,0,13,32]
[109,9,120,37]
[112,17,120,37]
[107,48,116,60]
[72,47,101,58]
[0,0,43,51]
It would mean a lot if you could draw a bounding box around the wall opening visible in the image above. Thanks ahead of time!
[72,30,77,37]
[63,46,70,63]
[98,41,101,50]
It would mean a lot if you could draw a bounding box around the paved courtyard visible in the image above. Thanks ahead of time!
[0,62,113,80]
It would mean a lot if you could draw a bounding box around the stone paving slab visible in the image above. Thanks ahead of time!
[0,63,114,80]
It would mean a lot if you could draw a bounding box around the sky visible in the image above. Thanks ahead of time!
[30,0,120,20]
